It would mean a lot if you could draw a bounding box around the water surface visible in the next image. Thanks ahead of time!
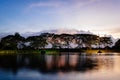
[0,52,120,80]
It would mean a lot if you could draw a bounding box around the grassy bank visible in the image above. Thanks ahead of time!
[0,49,59,55]
[0,49,119,55]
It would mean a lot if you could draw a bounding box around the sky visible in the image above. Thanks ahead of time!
[0,0,120,38]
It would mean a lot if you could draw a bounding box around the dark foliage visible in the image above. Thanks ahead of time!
[113,39,120,49]
[0,32,115,50]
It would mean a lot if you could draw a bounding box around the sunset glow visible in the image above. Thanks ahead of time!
[0,0,120,38]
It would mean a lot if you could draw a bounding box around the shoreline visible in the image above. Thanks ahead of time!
[0,49,119,54]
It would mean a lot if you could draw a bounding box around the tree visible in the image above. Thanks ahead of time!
[100,37,113,48]
[113,39,120,49]
[50,35,61,49]
[0,42,3,49]
[27,36,48,49]
[1,35,17,49]
[1,32,25,50]
[75,34,98,49]
[60,34,73,48]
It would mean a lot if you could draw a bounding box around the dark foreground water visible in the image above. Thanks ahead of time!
[0,52,120,80]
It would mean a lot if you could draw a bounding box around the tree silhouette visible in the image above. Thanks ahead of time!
[1,33,25,49]
[100,37,113,48]
[75,34,98,49]
[113,39,120,49]
[0,32,115,50]
[27,36,48,49]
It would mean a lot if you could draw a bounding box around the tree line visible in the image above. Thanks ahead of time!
[0,32,119,50]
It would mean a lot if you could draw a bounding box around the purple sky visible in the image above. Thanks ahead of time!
[0,0,120,38]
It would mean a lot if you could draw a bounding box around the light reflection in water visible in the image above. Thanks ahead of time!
[0,52,120,80]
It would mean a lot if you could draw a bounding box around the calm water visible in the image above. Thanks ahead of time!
[0,52,120,80]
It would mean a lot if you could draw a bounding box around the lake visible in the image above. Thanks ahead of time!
[0,52,120,80]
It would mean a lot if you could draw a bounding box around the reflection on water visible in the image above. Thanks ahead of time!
[0,52,120,80]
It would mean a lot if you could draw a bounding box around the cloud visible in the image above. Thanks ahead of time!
[29,2,60,8]
[28,0,100,9]
[26,0,102,16]
[108,28,120,38]
[91,27,120,38]
[108,28,120,34]
[24,0,120,38]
